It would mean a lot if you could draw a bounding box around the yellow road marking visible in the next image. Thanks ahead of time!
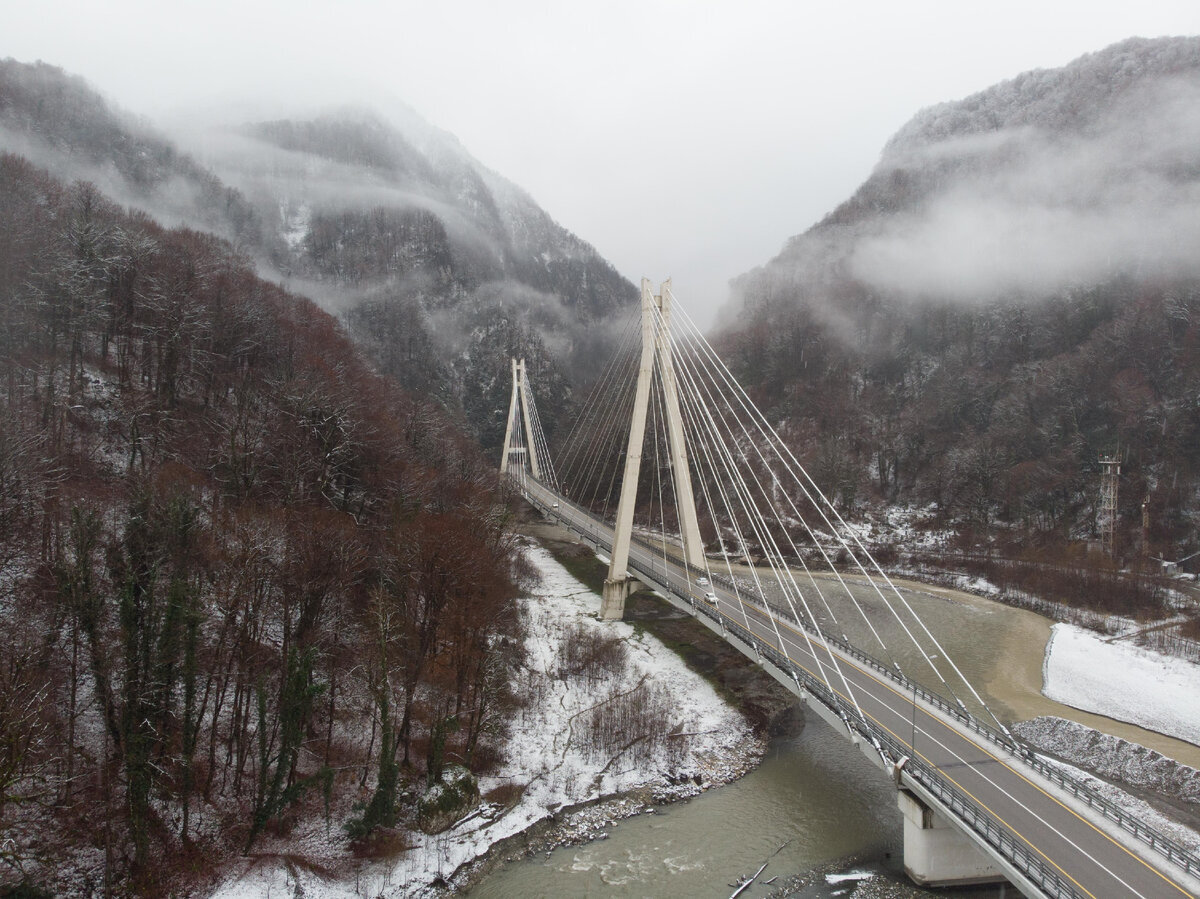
[722,608,1103,893]
[553,500,1195,897]
[727,599,1196,899]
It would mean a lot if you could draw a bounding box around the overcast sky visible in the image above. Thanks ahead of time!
[7,1,1199,325]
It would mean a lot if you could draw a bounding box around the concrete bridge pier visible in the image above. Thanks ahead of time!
[898,789,1007,888]
[600,575,635,619]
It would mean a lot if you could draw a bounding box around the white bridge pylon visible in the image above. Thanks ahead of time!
[601,278,705,619]
[500,357,555,486]
[501,284,1200,897]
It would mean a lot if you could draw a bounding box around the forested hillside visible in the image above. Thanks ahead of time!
[0,152,528,893]
[722,37,1200,561]
[0,61,638,454]
[0,59,263,248]
[222,108,637,449]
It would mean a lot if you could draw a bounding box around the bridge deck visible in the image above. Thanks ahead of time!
[522,478,1200,899]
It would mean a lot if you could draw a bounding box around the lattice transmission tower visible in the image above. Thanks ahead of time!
[1098,455,1120,557]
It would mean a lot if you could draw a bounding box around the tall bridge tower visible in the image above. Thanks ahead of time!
[500,357,541,479]
[601,278,704,620]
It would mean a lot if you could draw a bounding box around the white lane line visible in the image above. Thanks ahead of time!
[765,623,1152,899]
[540,492,1189,898]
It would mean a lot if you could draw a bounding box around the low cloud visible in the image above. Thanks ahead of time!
[844,73,1200,302]
[850,182,1200,300]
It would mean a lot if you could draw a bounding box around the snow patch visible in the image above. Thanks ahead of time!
[1038,755,1200,856]
[281,200,311,252]
[209,540,757,898]
[826,869,875,883]
[1042,623,1200,745]
[1014,716,1200,804]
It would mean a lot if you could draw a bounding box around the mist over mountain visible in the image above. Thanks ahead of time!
[0,60,637,450]
[731,38,1200,317]
[0,59,264,246]
[181,106,636,447]
[722,37,1200,557]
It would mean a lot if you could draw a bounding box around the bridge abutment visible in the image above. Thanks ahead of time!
[898,789,1007,888]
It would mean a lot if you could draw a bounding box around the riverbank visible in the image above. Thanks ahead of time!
[525,520,803,738]
[434,525,805,892]
[793,568,1200,770]
[212,527,774,898]
[764,854,933,899]
[435,529,797,897]
[466,518,1200,897]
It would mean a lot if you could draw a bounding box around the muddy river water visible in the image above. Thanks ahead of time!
[467,571,1199,898]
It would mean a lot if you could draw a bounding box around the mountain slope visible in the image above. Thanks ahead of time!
[0,60,638,450]
[722,37,1200,558]
[0,58,265,247]
[0,149,528,892]
[237,108,633,320]
[194,107,636,444]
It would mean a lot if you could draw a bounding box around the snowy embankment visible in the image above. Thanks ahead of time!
[1042,623,1200,745]
[1060,768,1200,856]
[1008,724,1200,854]
[211,540,757,899]
[1014,716,1200,806]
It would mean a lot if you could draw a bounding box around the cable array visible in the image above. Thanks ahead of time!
[659,287,1011,738]
[521,365,559,491]
[553,313,641,518]
[522,285,1011,741]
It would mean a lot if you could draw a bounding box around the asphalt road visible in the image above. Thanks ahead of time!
[525,479,1199,899]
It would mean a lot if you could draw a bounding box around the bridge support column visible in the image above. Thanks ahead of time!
[898,789,1006,888]
[604,278,705,621]
[600,576,634,620]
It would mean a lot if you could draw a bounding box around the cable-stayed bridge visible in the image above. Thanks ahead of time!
[500,279,1200,899]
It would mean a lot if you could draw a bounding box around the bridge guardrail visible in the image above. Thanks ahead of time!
[666,541,1200,881]
[694,600,1086,899]
[888,737,1085,899]
[519,483,1200,883]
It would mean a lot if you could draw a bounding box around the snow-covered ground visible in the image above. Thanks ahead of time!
[210,540,757,898]
[1015,716,1200,805]
[1042,623,1200,745]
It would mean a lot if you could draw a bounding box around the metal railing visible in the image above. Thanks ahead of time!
[519,481,1200,885]
[674,596,1089,899]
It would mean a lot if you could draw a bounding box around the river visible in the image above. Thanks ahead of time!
[466,566,1198,898]
[468,724,902,898]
